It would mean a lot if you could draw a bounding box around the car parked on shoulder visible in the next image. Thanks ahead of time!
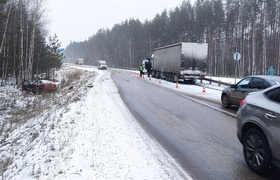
[237,84,280,176]
[221,75,280,108]
[22,80,58,93]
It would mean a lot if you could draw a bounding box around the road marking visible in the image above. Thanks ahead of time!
[178,94,237,118]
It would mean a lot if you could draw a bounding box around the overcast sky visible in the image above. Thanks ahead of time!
[46,0,190,48]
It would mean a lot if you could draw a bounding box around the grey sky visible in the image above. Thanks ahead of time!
[46,0,190,47]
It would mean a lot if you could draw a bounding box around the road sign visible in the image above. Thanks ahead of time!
[58,48,65,54]
[233,52,241,61]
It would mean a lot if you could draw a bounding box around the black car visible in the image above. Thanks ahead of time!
[221,75,280,108]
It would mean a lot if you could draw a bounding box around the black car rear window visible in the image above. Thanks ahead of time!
[265,87,280,103]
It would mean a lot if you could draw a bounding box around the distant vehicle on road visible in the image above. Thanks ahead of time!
[76,58,84,65]
[22,80,58,93]
[237,84,280,176]
[97,60,107,70]
[221,75,280,108]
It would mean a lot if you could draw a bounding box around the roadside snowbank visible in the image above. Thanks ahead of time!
[1,67,190,180]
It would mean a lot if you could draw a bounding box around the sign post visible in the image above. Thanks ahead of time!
[233,52,241,84]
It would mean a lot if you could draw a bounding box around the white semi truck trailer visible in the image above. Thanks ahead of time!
[151,42,208,84]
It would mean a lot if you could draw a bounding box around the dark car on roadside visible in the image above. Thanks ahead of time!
[221,75,280,108]
[236,84,280,177]
[22,80,58,93]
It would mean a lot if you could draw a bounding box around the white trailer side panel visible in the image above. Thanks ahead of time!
[153,43,182,73]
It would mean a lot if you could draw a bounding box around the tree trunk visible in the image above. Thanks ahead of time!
[18,0,24,83]
[0,3,12,79]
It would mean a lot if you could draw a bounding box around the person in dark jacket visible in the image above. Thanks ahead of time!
[145,62,152,77]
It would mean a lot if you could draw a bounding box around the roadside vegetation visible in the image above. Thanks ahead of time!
[0,68,96,176]
[0,0,63,86]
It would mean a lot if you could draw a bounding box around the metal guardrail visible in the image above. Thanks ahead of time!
[197,77,233,87]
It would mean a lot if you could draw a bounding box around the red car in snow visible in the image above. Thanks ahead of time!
[22,80,58,93]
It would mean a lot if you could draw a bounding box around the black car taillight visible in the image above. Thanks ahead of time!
[240,99,246,106]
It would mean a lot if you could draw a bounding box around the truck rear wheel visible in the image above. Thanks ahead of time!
[167,74,170,81]
[174,74,177,82]
[167,73,172,82]
[156,71,161,79]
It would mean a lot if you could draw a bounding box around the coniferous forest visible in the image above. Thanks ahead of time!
[1,0,280,85]
[65,0,280,77]
[0,0,63,84]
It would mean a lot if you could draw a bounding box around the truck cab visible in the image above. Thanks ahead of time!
[142,58,151,73]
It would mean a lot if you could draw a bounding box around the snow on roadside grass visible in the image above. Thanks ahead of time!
[1,67,190,180]
[0,68,96,178]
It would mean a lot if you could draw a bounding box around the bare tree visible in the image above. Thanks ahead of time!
[27,0,46,80]
[0,2,12,80]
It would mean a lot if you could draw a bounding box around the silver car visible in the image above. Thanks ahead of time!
[237,84,280,176]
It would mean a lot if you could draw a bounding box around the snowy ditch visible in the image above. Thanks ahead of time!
[0,66,190,180]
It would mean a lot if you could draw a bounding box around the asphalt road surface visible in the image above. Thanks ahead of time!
[110,69,280,180]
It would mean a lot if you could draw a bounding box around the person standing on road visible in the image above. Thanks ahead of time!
[139,64,143,77]
[268,66,275,76]
[145,62,152,78]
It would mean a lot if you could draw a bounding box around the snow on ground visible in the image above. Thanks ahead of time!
[128,71,239,104]
[0,64,239,180]
[1,66,200,180]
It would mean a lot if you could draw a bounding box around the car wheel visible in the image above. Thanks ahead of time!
[243,128,271,177]
[222,94,230,108]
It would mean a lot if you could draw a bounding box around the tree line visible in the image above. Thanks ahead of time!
[0,0,63,85]
[65,0,280,77]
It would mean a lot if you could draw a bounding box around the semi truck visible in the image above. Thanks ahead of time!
[151,42,208,84]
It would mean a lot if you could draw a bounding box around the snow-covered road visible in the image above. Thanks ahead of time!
[1,67,191,180]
